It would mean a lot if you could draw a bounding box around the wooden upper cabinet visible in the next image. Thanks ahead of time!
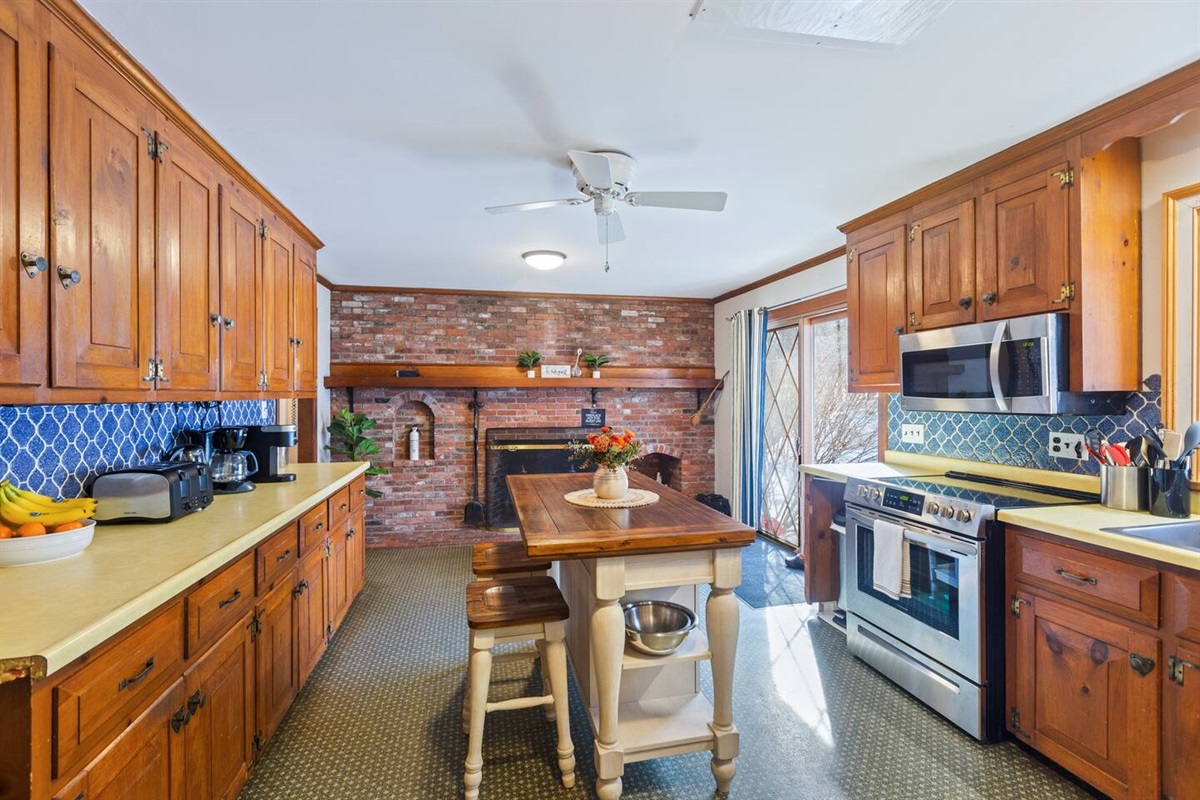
[907,197,976,330]
[977,148,1071,321]
[219,182,262,392]
[847,223,906,391]
[261,213,293,393]
[48,16,156,391]
[292,240,317,392]
[0,2,48,389]
[156,122,220,393]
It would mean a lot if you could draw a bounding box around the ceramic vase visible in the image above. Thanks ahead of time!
[593,466,628,500]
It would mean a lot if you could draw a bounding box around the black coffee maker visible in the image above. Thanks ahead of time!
[245,424,298,482]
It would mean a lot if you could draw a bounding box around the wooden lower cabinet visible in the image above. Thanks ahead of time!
[347,510,366,599]
[254,573,297,748]
[183,617,254,800]
[1164,636,1200,800]
[328,528,350,633]
[296,544,329,687]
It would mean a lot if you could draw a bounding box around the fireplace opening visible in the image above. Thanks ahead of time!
[484,427,682,529]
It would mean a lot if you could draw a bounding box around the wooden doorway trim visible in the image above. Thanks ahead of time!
[1161,181,1200,488]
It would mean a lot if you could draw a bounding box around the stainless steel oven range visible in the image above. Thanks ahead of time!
[842,472,1095,741]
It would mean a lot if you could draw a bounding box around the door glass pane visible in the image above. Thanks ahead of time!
[761,325,800,545]
[807,315,879,464]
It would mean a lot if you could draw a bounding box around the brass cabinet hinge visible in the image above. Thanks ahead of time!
[1169,655,1200,686]
[1051,165,1074,189]
[252,732,263,757]
[324,540,332,558]
[248,611,263,641]
[1050,282,1076,305]
[908,224,919,243]
[258,220,268,241]
[847,248,856,265]
[140,128,168,162]
[326,621,334,639]
[1009,707,1029,738]
[1010,595,1029,617]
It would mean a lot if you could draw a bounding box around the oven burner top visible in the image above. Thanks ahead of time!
[876,476,1092,510]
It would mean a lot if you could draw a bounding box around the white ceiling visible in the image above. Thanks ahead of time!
[81,1,1200,299]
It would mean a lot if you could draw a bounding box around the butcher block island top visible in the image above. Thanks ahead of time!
[508,472,756,559]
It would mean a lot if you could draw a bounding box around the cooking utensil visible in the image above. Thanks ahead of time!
[1105,443,1131,466]
[623,600,697,656]
[1085,429,1110,465]
[1161,427,1184,462]
[464,389,486,526]
[1175,421,1200,468]
[1125,437,1146,468]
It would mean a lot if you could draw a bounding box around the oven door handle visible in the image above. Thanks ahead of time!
[988,319,1009,413]
[903,529,978,559]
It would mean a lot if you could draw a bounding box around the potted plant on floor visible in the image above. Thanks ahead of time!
[517,350,541,378]
[326,409,389,498]
[583,353,610,379]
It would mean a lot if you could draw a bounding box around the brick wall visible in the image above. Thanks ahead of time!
[328,290,716,548]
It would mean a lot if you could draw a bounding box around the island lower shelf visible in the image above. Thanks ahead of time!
[587,694,716,764]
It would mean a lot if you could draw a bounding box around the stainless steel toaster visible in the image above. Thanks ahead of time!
[90,461,213,523]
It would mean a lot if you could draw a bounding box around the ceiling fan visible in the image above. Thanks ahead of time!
[485,150,728,245]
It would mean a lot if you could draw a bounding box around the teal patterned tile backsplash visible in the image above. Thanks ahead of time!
[0,400,274,498]
[886,376,1162,475]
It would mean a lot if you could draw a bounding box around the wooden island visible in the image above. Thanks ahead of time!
[508,472,756,800]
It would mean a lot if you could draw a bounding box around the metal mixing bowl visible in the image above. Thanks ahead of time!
[623,600,697,656]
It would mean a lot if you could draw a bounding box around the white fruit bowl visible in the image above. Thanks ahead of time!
[0,519,96,568]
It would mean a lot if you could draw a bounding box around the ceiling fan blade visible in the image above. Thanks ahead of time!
[568,150,614,190]
[624,191,727,212]
[597,211,626,245]
[484,198,588,214]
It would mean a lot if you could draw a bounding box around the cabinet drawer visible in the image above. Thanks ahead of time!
[328,486,351,530]
[257,523,299,594]
[299,503,328,555]
[186,553,254,657]
[1011,533,1159,626]
[349,475,367,511]
[53,603,184,777]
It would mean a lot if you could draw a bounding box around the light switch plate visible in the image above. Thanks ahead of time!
[901,423,925,445]
[1048,432,1086,461]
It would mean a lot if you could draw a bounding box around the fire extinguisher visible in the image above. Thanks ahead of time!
[409,426,420,461]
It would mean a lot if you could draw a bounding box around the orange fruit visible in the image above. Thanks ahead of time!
[0,525,14,539]
[16,522,47,537]
[53,521,84,533]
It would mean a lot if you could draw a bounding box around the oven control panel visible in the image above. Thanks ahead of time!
[882,488,924,516]
[845,477,984,537]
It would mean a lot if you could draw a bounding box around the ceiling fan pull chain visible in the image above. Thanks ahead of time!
[605,217,611,272]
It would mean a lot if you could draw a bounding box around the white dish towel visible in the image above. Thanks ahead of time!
[872,520,912,600]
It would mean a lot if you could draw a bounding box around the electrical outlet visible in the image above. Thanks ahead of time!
[901,423,925,445]
[1048,432,1086,461]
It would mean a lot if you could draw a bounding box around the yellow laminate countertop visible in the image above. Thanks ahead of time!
[999,505,1200,572]
[0,462,368,679]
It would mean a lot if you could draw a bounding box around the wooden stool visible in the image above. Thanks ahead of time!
[463,576,574,800]
[471,541,551,580]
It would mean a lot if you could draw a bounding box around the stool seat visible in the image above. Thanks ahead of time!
[471,541,552,578]
[466,576,569,630]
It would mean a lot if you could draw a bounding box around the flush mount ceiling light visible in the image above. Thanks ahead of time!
[689,0,955,48]
[522,250,566,270]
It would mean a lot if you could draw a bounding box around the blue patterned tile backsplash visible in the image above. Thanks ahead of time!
[887,377,1162,475]
[0,400,274,498]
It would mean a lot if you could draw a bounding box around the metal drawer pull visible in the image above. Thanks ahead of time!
[340,503,347,510]
[118,657,156,691]
[217,588,242,609]
[223,317,236,330]
[1129,653,1155,677]
[1054,567,1097,585]
[275,549,292,563]
[314,521,324,531]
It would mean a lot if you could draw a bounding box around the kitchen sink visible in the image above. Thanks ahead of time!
[1101,521,1200,552]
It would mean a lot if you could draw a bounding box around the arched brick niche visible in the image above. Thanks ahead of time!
[633,444,683,491]
[389,391,441,462]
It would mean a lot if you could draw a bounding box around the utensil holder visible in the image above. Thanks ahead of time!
[1100,465,1148,511]
[1149,467,1191,519]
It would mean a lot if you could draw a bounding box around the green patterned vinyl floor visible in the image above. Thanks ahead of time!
[238,547,1099,800]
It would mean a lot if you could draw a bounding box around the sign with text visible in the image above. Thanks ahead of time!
[540,365,571,378]
[580,408,607,428]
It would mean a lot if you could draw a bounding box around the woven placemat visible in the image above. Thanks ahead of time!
[563,488,660,509]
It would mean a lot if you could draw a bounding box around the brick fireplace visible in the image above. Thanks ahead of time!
[327,288,716,548]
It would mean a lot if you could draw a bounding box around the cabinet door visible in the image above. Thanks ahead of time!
[978,156,1070,320]
[1007,589,1160,800]
[156,123,220,392]
[296,544,328,688]
[254,575,296,747]
[48,18,157,391]
[347,509,366,598]
[0,2,48,388]
[908,199,975,330]
[260,215,293,393]
[328,527,350,632]
[83,678,186,800]
[846,225,906,391]
[218,183,261,392]
[292,241,317,392]
[1164,637,1200,800]
[184,615,253,800]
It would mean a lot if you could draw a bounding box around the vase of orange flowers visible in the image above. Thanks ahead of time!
[570,426,644,500]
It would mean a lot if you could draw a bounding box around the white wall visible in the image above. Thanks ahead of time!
[316,284,332,461]
[711,257,846,500]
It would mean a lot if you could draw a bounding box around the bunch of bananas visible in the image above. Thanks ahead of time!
[0,481,97,527]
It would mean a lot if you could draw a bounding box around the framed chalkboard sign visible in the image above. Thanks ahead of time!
[581,408,606,428]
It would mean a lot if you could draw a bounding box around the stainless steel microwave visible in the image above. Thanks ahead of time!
[898,312,1127,415]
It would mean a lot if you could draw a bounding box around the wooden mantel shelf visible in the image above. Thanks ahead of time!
[325,363,719,390]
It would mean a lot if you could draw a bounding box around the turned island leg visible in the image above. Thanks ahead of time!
[592,559,626,800]
[707,548,741,793]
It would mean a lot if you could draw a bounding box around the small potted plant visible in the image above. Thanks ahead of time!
[584,353,610,379]
[325,409,389,498]
[517,350,541,378]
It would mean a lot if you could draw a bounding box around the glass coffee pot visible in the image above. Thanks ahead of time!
[211,449,258,493]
